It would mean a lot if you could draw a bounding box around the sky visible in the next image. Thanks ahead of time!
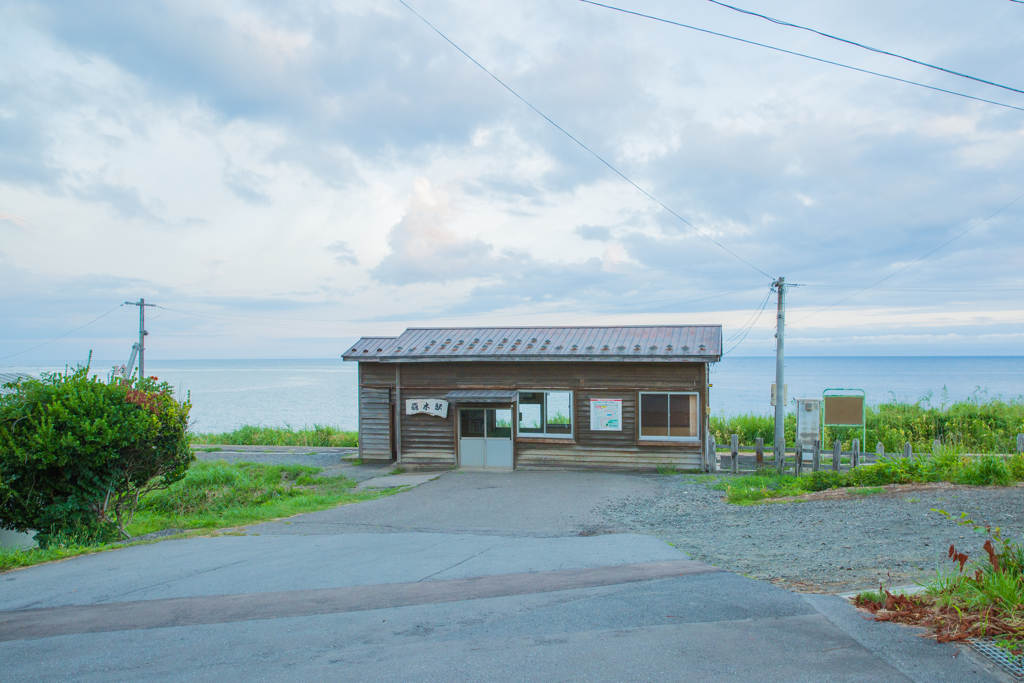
[1,0,1023,363]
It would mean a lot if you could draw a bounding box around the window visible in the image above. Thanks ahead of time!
[518,391,573,437]
[639,392,699,440]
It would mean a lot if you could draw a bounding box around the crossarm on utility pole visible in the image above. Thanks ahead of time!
[124,298,156,380]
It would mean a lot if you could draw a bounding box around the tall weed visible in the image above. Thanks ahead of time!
[712,396,1024,453]
[190,424,358,447]
[957,456,1013,486]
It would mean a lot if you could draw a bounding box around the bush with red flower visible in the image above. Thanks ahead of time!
[0,358,193,545]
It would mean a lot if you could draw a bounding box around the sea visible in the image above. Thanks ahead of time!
[2,357,1022,434]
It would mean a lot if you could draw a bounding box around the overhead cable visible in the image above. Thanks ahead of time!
[724,288,771,344]
[397,0,773,280]
[0,304,126,361]
[702,0,1024,96]
[723,288,772,355]
[789,190,1024,327]
[578,1,1024,114]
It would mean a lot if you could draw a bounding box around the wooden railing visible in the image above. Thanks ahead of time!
[701,433,1024,475]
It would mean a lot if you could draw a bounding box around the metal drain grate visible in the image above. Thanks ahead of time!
[971,639,1024,679]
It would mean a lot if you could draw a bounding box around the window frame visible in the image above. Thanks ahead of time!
[516,390,575,439]
[637,391,700,442]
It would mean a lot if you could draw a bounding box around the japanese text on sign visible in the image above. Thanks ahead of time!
[406,399,449,419]
[590,399,622,431]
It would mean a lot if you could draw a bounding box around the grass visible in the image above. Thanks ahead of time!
[0,460,388,572]
[656,464,680,475]
[190,424,358,447]
[856,512,1024,651]
[711,395,1024,454]
[1,541,114,572]
[127,460,386,535]
[714,448,1024,505]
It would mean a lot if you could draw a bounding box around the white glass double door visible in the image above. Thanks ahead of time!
[459,408,513,469]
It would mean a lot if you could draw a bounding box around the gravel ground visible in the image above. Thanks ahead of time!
[601,475,1024,593]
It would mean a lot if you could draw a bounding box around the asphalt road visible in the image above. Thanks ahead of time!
[0,469,1008,682]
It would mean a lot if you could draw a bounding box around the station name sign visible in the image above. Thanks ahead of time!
[406,398,449,418]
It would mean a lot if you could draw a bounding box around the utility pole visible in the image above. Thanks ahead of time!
[124,299,156,380]
[773,277,786,465]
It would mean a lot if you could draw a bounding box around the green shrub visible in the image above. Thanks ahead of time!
[1009,454,1024,481]
[0,360,193,544]
[803,470,845,492]
[957,455,1012,487]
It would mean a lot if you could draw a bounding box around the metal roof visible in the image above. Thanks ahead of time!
[343,326,721,363]
[444,390,518,403]
[341,337,398,362]
[0,372,33,395]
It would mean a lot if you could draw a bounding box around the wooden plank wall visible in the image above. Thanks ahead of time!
[359,386,392,461]
[359,360,708,471]
[363,361,704,391]
[517,390,701,471]
[400,394,456,467]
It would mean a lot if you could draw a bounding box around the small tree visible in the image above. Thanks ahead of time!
[0,359,193,544]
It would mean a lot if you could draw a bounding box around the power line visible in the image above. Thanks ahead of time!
[800,284,1024,293]
[397,0,772,280]
[154,284,762,333]
[723,288,772,355]
[0,305,126,361]
[725,288,771,342]
[152,288,757,325]
[578,1,1024,114]
[702,0,1024,96]
[789,190,1024,327]
[560,284,765,325]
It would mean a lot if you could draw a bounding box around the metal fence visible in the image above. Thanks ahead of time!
[701,433,1024,475]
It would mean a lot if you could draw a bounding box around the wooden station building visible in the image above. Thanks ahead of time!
[342,326,722,471]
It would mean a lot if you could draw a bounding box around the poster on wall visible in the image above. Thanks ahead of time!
[590,399,622,431]
[406,399,449,418]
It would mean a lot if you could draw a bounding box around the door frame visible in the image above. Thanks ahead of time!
[457,404,515,469]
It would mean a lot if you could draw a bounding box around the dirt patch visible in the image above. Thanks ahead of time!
[770,482,962,503]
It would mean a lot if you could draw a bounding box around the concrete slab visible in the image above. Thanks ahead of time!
[251,469,655,537]
[0,533,687,610]
[835,584,927,600]
[0,529,36,550]
[0,560,720,641]
[0,571,1001,682]
[356,472,442,489]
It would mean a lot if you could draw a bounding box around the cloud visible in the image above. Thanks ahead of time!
[73,182,165,223]
[327,241,358,265]
[371,180,498,285]
[2,0,1024,360]
[575,224,611,241]
[222,164,271,205]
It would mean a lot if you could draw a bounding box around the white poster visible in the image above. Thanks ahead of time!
[590,399,622,431]
[406,398,449,418]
